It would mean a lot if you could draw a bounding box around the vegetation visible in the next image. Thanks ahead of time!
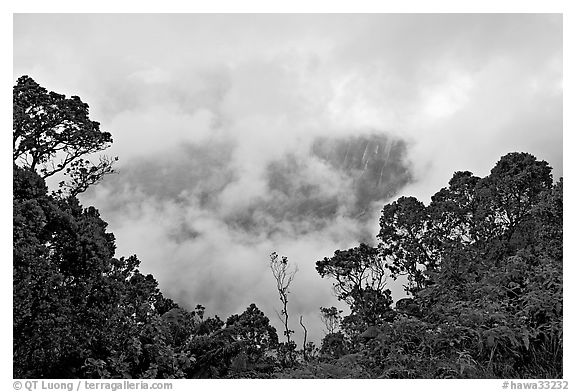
[269,252,298,366]
[13,76,562,378]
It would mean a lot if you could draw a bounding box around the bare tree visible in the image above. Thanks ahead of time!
[299,315,308,361]
[269,252,298,345]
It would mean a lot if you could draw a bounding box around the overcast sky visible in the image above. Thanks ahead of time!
[13,13,562,344]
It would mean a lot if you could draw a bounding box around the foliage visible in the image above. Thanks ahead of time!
[273,358,369,379]
[303,341,318,361]
[306,152,562,379]
[225,303,279,364]
[344,152,562,378]
[378,196,437,294]
[320,306,343,335]
[13,165,194,378]
[320,332,349,359]
[316,243,388,304]
[13,76,116,196]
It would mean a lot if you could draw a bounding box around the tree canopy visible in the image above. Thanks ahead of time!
[13,75,116,196]
[315,152,562,378]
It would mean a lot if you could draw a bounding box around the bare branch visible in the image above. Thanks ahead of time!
[299,315,308,361]
[270,252,297,345]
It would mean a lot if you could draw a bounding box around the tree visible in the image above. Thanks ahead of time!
[13,75,116,196]
[319,332,349,359]
[316,243,388,307]
[269,252,297,345]
[530,178,562,261]
[369,152,562,378]
[299,315,308,361]
[13,166,191,377]
[225,303,279,364]
[312,152,561,378]
[378,197,439,295]
[269,252,298,367]
[480,152,552,229]
[316,243,394,349]
[12,78,195,378]
[378,153,555,296]
[320,306,342,335]
[427,171,480,246]
[350,286,394,326]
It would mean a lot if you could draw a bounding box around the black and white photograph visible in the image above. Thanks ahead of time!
[11,12,564,382]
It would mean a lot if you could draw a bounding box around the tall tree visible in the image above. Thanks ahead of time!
[316,243,388,306]
[12,78,197,378]
[13,75,116,196]
[269,252,297,345]
[378,197,439,295]
[368,152,561,378]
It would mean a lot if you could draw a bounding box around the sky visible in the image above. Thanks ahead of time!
[13,13,562,345]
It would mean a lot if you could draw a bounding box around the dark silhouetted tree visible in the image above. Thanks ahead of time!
[13,75,116,196]
[368,152,562,378]
[316,243,388,305]
[225,303,279,364]
[13,165,198,378]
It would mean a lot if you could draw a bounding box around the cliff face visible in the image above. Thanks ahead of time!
[311,133,412,218]
[222,133,412,237]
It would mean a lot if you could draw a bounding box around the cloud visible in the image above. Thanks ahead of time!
[14,14,562,344]
[82,130,412,344]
